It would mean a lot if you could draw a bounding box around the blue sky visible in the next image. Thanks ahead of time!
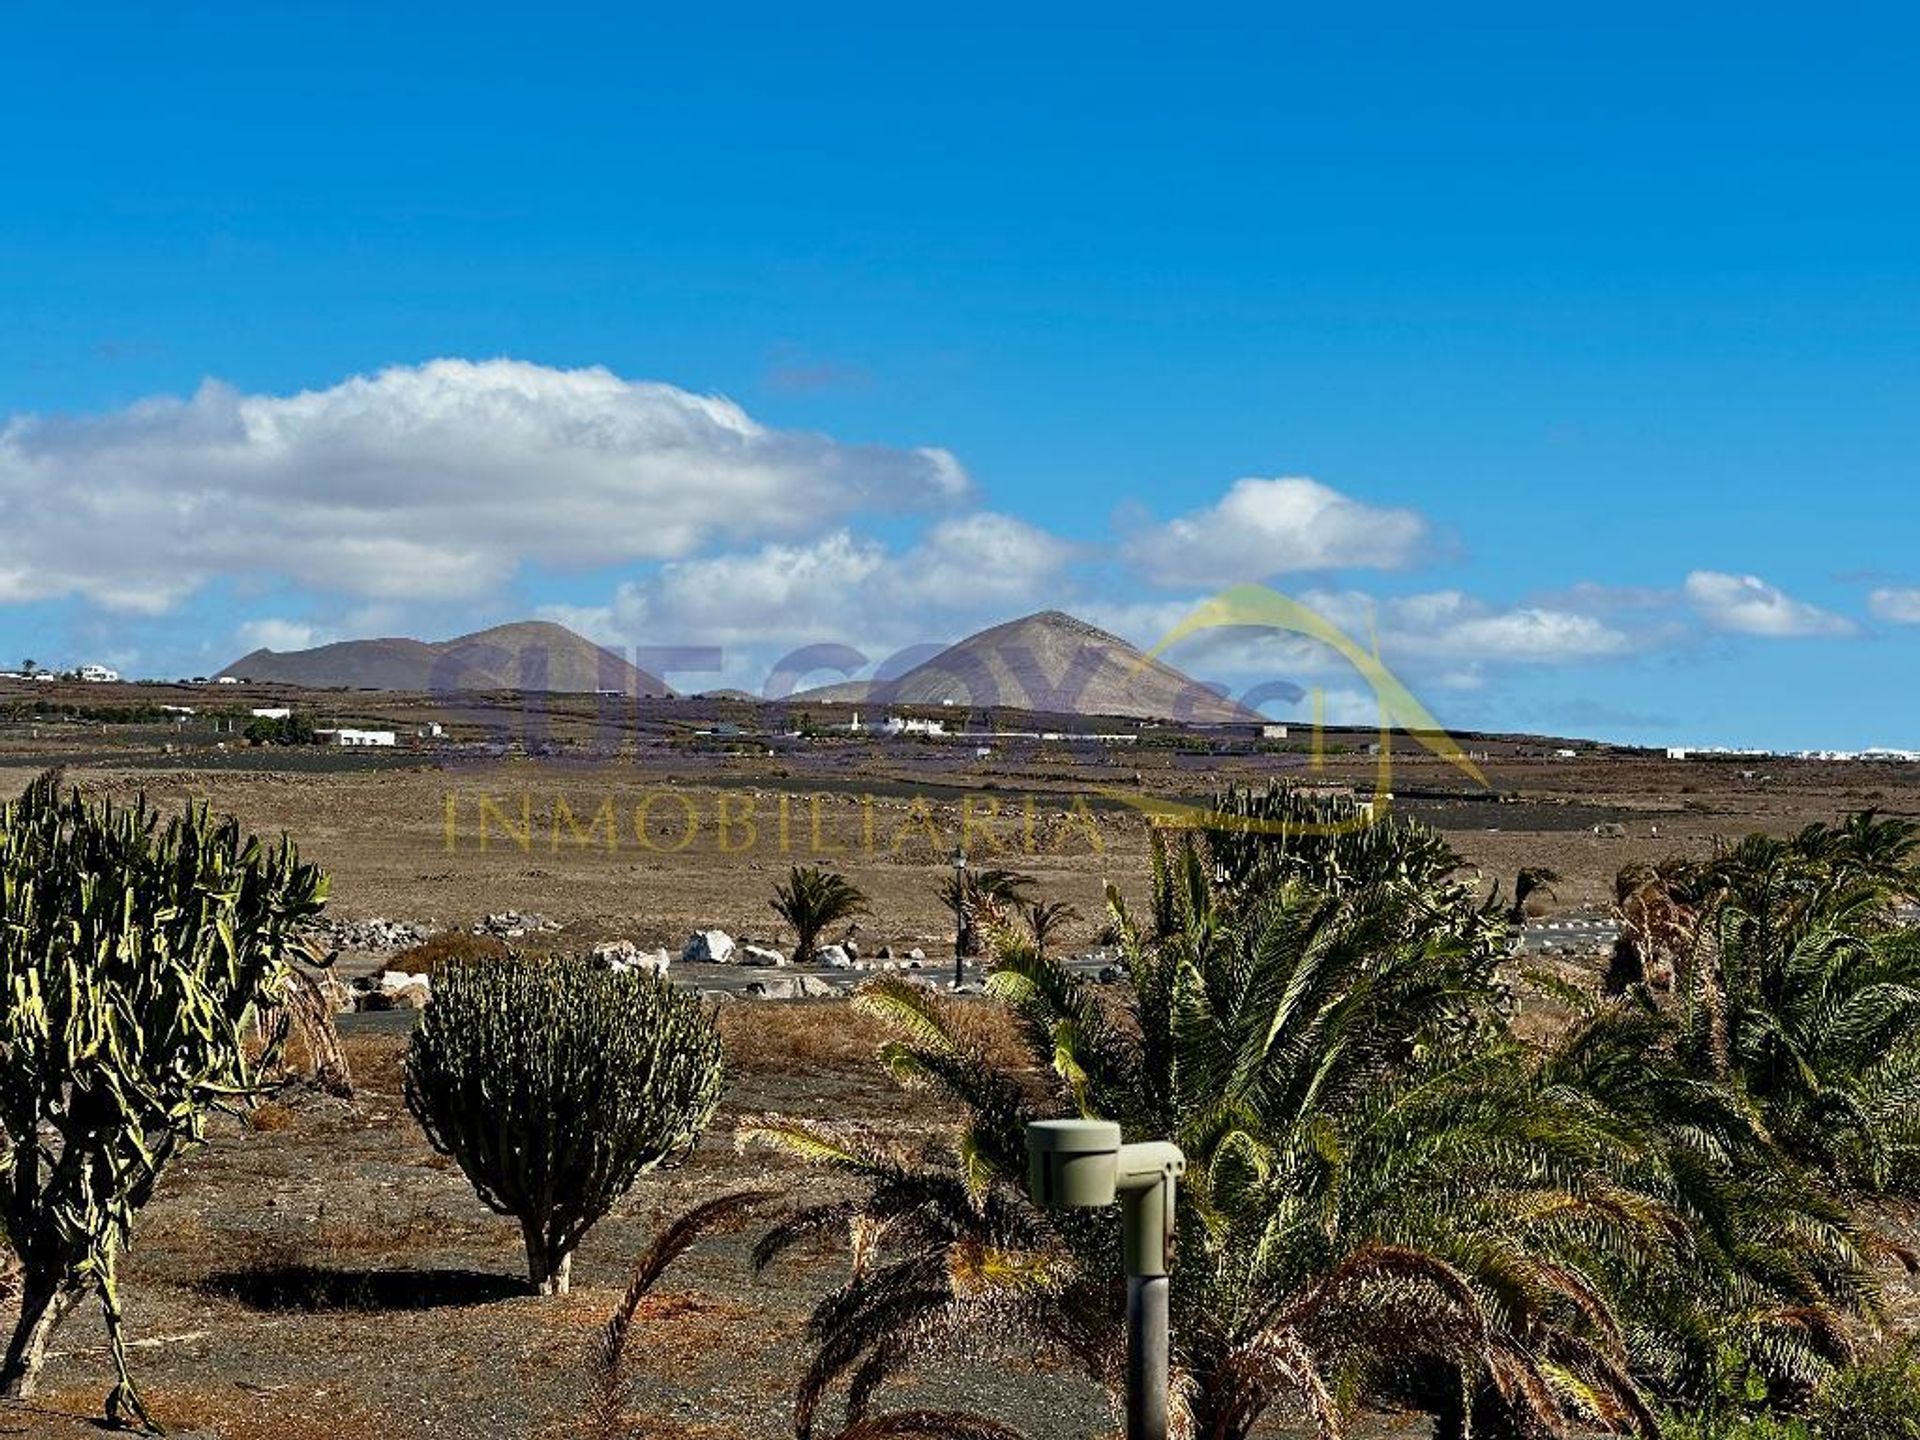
[3,4,1917,748]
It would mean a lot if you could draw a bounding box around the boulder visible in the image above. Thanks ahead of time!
[594,940,671,974]
[739,943,788,968]
[813,944,854,970]
[475,910,561,938]
[683,930,737,965]
[744,974,841,1000]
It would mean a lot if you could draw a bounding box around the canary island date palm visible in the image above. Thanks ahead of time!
[1674,818,1920,1194]
[773,865,871,964]
[405,955,723,1295]
[1530,986,1880,1413]
[750,790,1894,1439]
[937,866,1035,957]
[750,795,1660,1440]
[0,771,327,1426]
[1606,814,1920,1195]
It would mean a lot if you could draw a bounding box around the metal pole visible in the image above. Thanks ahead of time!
[1126,1275,1170,1440]
[952,849,967,988]
[1121,1174,1174,1440]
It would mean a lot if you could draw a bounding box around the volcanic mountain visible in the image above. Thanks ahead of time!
[220,621,671,695]
[798,610,1255,722]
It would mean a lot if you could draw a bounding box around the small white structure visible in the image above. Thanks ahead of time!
[1666,747,1690,760]
[78,664,120,683]
[250,706,292,721]
[320,728,396,748]
[1554,748,1578,760]
[1262,724,1290,740]
[884,716,947,737]
[216,675,241,685]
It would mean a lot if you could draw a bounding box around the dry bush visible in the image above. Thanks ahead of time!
[338,1032,409,1098]
[717,1000,892,1074]
[244,1101,297,1134]
[386,930,510,976]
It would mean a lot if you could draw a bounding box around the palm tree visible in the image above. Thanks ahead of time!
[771,866,870,965]
[17,660,34,677]
[748,794,1894,1440]
[937,866,1034,957]
[1022,899,1079,960]
[751,806,1651,1440]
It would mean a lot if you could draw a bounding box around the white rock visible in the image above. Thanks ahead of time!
[594,940,670,974]
[745,974,840,1000]
[813,943,854,970]
[683,930,736,965]
[739,943,788,968]
[378,969,430,995]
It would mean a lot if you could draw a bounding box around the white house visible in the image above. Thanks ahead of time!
[78,664,120,683]
[324,728,396,748]
[250,706,292,721]
[216,675,241,685]
[884,716,947,737]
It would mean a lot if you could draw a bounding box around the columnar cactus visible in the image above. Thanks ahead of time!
[0,771,327,1425]
[403,955,723,1295]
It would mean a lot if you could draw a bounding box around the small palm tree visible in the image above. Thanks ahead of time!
[772,865,870,964]
[1022,898,1079,960]
[937,866,1034,956]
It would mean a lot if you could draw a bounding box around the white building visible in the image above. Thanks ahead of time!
[216,675,241,685]
[884,716,946,737]
[250,706,292,721]
[78,664,120,683]
[319,728,397,748]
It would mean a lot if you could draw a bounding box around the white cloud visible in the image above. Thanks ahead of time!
[534,512,1075,689]
[0,358,969,612]
[1868,587,1920,625]
[235,617,332,653]
[1125,476,1430,587]
[1073,587,1634,707]
[1684,571,1857,638]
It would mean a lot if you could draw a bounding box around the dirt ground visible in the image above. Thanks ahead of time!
[4,726,1919,1439]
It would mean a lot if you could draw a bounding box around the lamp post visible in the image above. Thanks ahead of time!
[950,844,968,988]
[1027,1119,1185,1440]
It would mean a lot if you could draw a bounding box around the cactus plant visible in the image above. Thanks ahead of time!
[403,955,723,1296]
[0,770,327,1425]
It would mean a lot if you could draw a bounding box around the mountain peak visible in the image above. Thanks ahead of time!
[800,608,1252,722]
[220,621,670,695]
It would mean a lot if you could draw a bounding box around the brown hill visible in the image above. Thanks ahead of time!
[800,610,1255,722]
[221,621,671,695]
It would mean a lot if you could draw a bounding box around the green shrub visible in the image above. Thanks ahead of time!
[0,771,326,1425]
[403,956,723,1295]
[1811,1343,1920,1440]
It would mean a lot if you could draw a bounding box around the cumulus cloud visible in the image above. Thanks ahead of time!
[0,358,969,612]
[535,512,1074,688]
[1868,587,1920,625]
[1124,477,1430,587]
[1684,571,1857,638]
[234,617,333,653]
[1075,587,1634,703]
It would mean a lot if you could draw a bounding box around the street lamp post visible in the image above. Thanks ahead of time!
[950,844,968,988]
[1026,1119,1185,1440]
